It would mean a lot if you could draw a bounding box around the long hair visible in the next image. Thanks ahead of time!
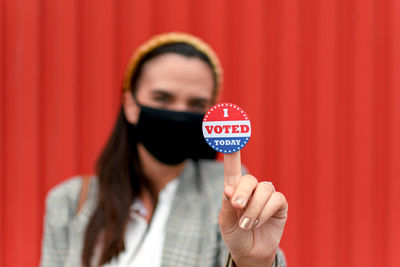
[81,42,217,266]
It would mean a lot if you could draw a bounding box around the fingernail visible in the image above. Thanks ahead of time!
[239,217,251,229]
[254,219,260,227]
[233,196,244,207]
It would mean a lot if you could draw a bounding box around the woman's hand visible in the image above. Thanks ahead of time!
[218,152,288,267]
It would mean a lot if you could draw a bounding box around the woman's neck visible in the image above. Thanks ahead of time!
[137,143,186,196]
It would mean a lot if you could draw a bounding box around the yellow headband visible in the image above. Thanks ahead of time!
[122,32,223,98]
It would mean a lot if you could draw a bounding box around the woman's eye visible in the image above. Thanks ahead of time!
[192,100,208,108]
[153,95,170,103]
[189,100,210,112]
[191,102,206,109]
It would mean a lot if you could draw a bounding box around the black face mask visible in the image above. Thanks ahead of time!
[133,106,217,165]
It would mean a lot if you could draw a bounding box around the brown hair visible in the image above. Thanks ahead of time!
[81,38,220,266]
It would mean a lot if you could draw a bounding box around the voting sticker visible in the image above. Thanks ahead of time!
[202,103,251,153]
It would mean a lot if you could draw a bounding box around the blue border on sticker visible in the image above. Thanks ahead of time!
[204,137,250,153]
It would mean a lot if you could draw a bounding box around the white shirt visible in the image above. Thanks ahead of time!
[101,178,179,267]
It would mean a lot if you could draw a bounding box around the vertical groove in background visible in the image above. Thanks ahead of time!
[34,0,44,260]
[188,0,195,31]
[279,0,301,264]
[149,0,156,38]
[42,0,80,193]
[76,0,83,174]
[79,0,118,174]
[113,0,122,90]
[112,0,120,115]
[1,1,11,266]
[298,1,318,265]
[2,1,12,264]
[260,0,281,183]
[351,0,374,265]
[373,0,391,265]
[79,0,92,174]
[238,0,264,178]
[37,0,45,259]
[187,0,194,32]
[190,0,227,65]
[335,0,355,265]
[314,0,336,266]
[98,0,118,172]
[224,1,242,103]
[120,0,153,73]
[388,0,400,266]
[79,0,87,175]
[222,1,235,103]
[193,0,220,54]
[9,0,42,264]
[0,0,4,263]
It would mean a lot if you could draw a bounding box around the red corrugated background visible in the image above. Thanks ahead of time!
[1,0,399,266]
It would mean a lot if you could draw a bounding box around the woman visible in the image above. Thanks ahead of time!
[41,32,288,267]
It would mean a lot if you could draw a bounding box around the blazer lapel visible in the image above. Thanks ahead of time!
[162,161,206,267]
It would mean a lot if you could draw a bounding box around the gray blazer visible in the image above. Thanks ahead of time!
[40,160,286,266]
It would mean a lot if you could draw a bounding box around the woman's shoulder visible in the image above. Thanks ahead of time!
[46,175,98,204]
[45,175,98,227]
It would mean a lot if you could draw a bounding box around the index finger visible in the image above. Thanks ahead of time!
[224,151,242,188]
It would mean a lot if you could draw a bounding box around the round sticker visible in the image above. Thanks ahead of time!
[202,103,251,153]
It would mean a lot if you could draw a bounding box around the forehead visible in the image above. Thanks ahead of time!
[137,53,215,99]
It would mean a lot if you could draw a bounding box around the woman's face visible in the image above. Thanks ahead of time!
[123,53,215,124]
